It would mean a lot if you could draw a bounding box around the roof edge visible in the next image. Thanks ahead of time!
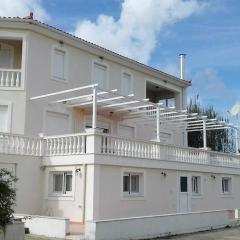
[0,17,191,87]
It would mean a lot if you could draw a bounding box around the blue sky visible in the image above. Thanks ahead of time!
[1,0,239,118]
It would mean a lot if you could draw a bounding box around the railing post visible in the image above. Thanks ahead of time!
[39,133,45,156]
[85,129,103,154]
[156,105,160,142]
[203,120,207,150]
[235,128,239,155]
[92,86,97,129]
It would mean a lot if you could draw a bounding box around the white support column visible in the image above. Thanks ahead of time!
[203,120,207,149]
[92,86,97,129]
[235,129,239,155]
[156,106,160,142]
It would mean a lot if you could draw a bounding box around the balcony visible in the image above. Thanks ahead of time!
[0,39,23,90]
[0,69,22,88]
[1,131,240,169]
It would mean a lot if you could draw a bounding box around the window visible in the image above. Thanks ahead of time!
[52,172,73,195]
[0,105,9,132]
[180,176,188,192]
[123,172,143,197]
[222,177,232,194]
[191,176,201,195]
[159,98,175,108]
[93,62,107,89]
[121,72,132,96]
[52,48,66,81]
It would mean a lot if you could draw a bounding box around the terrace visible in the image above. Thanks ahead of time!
[0,84,239,169]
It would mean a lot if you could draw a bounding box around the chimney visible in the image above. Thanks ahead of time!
[179,53,186,79]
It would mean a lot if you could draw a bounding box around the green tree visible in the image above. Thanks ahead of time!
[187,96,234,153]
[0,169,17,232]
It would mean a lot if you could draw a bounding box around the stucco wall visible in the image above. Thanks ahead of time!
[20,30,186,145]
[94,165,240,220]
[42,165,85,222]
[0,153,43,214]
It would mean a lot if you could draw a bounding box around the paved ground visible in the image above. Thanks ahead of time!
[25,226,240,240]
[160,226,240,240]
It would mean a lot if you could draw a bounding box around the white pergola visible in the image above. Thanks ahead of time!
[30,84,239,154]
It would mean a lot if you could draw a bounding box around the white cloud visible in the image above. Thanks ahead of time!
[160,63,179,77]
[0,0,50,22]
[189,68,231,102]
[74,0,205,64]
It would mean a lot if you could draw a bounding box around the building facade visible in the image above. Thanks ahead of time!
[0,17,240,235]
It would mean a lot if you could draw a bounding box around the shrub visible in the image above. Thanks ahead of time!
[0,169,17,231]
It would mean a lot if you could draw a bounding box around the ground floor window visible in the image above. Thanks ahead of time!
[191,176,201,195]
[222,177,232,194]
[51,171,73,195]
[123,172,143,197]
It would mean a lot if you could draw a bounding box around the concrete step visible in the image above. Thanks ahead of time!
[25,234,85,240]
[66,235,85,240]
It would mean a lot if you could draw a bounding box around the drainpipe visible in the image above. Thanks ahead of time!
[82,164,87,223]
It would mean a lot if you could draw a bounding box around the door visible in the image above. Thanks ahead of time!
[0,43,14,68]
[179,176,190,213]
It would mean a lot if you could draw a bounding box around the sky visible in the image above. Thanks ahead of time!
[1,0,240,120]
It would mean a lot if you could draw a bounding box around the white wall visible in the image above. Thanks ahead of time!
[15,214,69,238]
[42,165,85,222]
[93,165,240,220]
[85,210,234,240]
[0,27,186,146]
[0,153,43,214]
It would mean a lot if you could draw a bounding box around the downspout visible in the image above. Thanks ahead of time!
[82,164,87,223]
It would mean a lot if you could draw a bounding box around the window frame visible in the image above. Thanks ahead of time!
[221,177,232,195]
[191,176,201,196]
[121,70,133,96]
[122,170,144,198]
[0,100,12,132]
[0,42,14,69]
[51,171,73,196]
[51,46,68,83]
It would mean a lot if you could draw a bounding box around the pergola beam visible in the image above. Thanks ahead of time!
[30,84,98,100]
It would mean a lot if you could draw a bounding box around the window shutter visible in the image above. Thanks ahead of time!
[93,63,107,88]
[122,72,132,95]
[53,49,65,80]
[0,105,8,132]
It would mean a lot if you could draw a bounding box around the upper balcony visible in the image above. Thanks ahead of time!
[0,40,23,90]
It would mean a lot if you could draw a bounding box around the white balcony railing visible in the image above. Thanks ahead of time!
[0,69,22,88]
[0,132,43,156]
[44,133,86,156]
[101,135,240,168]
[1,132,240,169]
